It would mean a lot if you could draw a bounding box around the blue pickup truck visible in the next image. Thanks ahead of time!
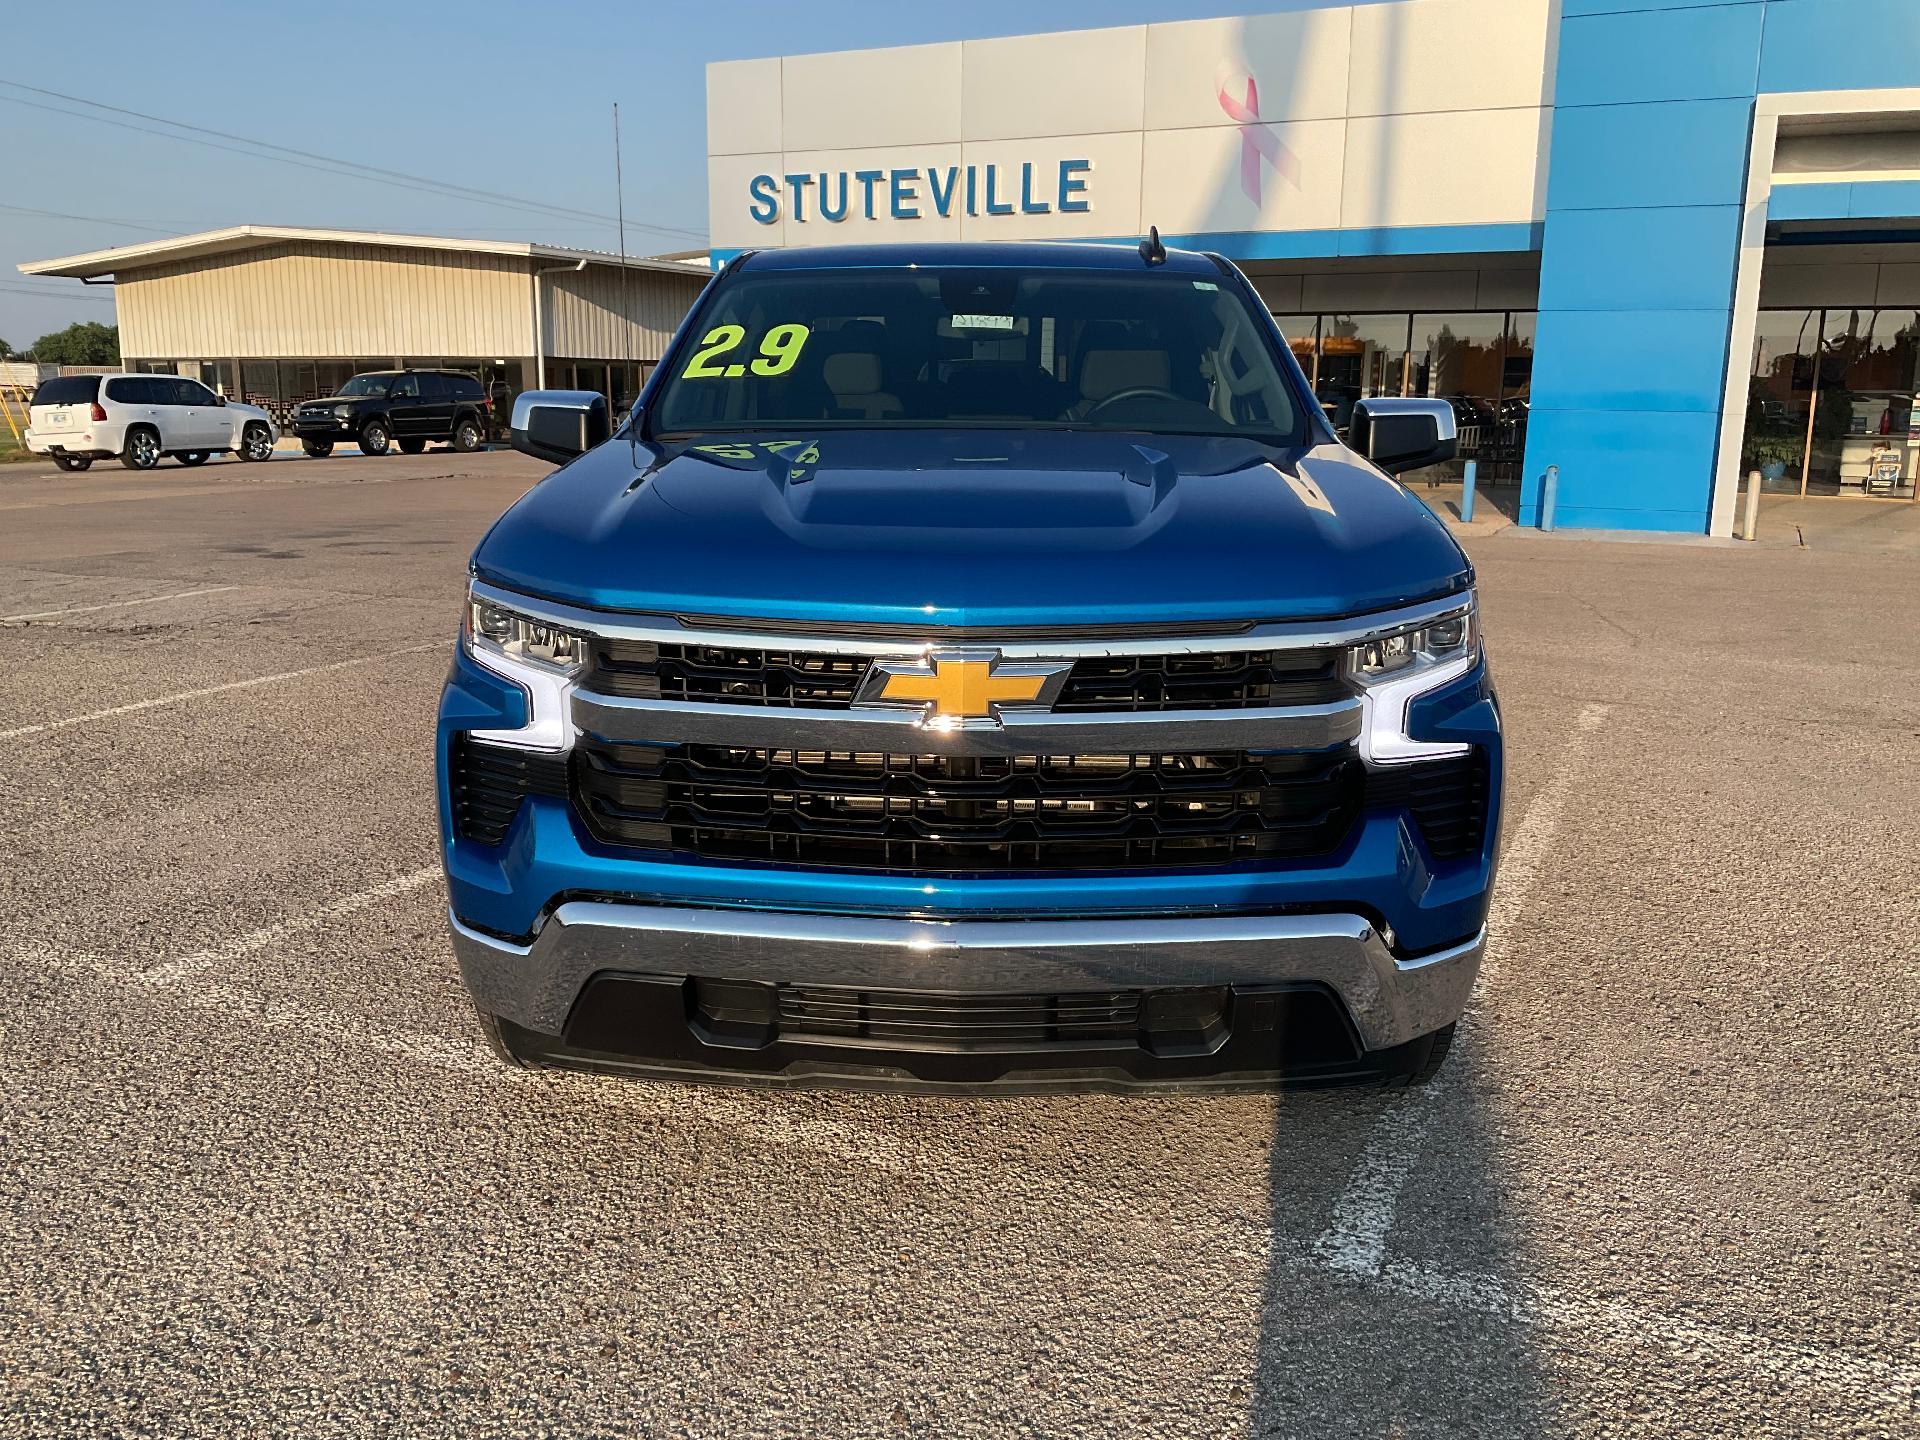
[437,240,1500,1092]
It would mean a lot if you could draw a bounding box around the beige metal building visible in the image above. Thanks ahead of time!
[19,225,711,426]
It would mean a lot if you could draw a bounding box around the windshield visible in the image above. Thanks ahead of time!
[338,374,393,397]
[650,267,1306,443]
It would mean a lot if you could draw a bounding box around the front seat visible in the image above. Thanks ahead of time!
[1073,344,1174,418]
[823,351,903,421]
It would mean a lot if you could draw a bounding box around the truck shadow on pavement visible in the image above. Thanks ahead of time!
[1248,1042,1554,1437]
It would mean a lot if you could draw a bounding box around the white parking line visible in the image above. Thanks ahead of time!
[1364,1255,1920,1411]
[0,585,240,624]
[136,865,443,987]
[1314,702,1612,1278]
[103,953,1920,1410]
[0,642,442,742]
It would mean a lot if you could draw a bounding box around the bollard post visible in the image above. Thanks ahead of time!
[1540,464,1559,532]
[1742,467,1763,542]
[1460,459,1477,523]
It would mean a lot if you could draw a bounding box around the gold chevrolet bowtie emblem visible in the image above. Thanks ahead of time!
[860,650,1070,727]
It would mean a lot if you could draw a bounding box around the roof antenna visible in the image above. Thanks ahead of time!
[1139,225,1167,266]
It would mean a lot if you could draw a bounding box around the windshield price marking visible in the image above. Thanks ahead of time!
[681,323,812,380]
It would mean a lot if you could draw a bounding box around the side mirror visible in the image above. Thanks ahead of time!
[1349,398,1457,475]
[510,389,611,465]
[215,393,228,406]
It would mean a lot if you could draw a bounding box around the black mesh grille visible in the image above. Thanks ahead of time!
[450,736,569,845]
[777,986,1147,1049]
[572,740,1363,872]
[589,639,867,707]
[1363,753,1490,861]
[1053,650,1346,711]
[586,640,1348,712]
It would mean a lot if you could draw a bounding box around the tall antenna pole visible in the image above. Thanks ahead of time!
[613,102,635,428]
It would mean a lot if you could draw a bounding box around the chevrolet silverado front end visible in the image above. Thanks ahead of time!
[438,241,1501,1092]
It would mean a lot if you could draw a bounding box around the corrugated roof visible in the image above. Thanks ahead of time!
[19,225,712,279]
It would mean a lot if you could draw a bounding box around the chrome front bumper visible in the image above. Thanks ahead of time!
[449,903,1484,1054]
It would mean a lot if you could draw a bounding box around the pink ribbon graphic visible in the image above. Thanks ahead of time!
[1217,72,1301,206]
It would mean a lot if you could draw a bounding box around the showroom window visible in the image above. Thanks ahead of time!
[1276,309,1536,478]
[1740,308,1919,500]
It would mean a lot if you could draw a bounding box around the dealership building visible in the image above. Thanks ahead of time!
[19,226,710,427]
[706,0,1920,532]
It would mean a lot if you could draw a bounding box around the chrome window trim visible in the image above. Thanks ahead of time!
[467,577,1472,661]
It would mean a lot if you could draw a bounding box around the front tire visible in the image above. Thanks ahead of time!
[1387,1022,1456,1088]
[239,423,274,462]
[52,453,92,472]
[450,414,484,453]
[177,451,209,467]
[120,426,161,471]
[301,439,334,459]
[474,1008,539,1069]
[359,419,392,456]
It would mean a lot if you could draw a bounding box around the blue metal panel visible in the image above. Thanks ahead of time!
[1334,224,1546,257]
[1558,4,1764,107]
[1564,0,1759,14]
[1545,98,1754,212]
[1151,223,1542,260]
[1770,180,1920,222]
[1518,409,1721,532]
[1768,182,1857,221]
[1535,205,1741,310]
[1531,308,1735,413]
[1760,0,1920,94]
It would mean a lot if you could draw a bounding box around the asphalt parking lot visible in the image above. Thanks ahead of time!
[1,447,1915,1438]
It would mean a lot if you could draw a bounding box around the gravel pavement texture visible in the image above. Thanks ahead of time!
[0,447,1915,1438]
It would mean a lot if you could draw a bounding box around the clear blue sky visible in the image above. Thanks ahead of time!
[0,0,1387,347]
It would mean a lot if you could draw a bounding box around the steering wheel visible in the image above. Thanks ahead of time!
[1083,386,1187,419]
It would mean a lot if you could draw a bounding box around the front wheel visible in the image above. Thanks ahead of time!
[239,423,274,462]
[177,451,209,467]
[301,439,334,459]
[120,427,161,471]
[474,1008,540,1069]
[1386,1022,1456,1088]
[359,419,392,456]
[52,453,92,472]
[450,415,484,453]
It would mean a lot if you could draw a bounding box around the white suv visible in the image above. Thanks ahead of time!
[26,373,279,472]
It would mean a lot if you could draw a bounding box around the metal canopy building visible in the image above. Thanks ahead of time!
[19,225,710,427]
[706,0,1920,533]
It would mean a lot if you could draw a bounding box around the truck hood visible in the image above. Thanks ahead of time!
[472,429,1471,627]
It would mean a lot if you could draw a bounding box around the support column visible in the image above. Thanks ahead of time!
[1520,3,1764,533]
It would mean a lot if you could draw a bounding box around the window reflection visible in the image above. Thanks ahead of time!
[1740,307,1917,499]
[1313,314,1411,430]
[1271,308,1536,479]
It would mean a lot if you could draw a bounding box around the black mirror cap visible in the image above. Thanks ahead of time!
[509,389,612,465]
[1349,397,1459,475]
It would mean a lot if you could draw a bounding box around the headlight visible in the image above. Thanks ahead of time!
[466,594,586,673]
[461,588,585,751]
[1349,608,1476,679]
[333,404,353,420]
[1346,599,1480,765]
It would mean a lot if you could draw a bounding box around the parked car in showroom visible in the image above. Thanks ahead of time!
[290,369,490,458]
[25,373,277,471]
